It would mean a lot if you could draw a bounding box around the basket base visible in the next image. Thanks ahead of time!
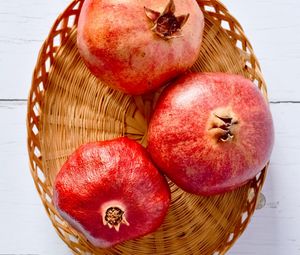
[27,1,268,254]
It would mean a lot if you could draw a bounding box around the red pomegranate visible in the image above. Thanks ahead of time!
[77,0,204,95]
[53,137,171,248]
[147,73,274,195]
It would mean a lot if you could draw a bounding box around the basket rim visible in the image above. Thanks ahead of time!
[26,0,269,254]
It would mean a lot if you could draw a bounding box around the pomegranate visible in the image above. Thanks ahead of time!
[53,137,171,248]
[147,73,274,195]
[77,0,204,95]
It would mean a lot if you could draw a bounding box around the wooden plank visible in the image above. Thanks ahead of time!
[0,0,300,101]
[0,101,69,255]
[221,0,300,103]
[0,0,69,100]
[0,101,299,254]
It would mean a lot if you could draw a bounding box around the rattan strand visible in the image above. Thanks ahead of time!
[27,0,268,254]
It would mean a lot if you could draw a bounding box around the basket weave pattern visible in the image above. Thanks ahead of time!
[27,0,268,254]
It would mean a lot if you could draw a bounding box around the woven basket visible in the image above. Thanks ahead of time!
[27,0,269,254]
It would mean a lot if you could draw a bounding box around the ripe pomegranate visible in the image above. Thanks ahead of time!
[77,0,204,95]
[147,73,274,195]
[53,137,171,248]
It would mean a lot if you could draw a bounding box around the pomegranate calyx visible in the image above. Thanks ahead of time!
[144,0,189,40]
[103,206,129,232]
[209,111,239,143]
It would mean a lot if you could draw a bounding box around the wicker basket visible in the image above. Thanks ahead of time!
[27,0,269,254]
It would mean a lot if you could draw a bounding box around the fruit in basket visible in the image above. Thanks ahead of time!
[77,0,204,95]
[147,73,274,195]
[53,137,171,248]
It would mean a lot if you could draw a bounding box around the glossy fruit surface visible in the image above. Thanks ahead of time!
[54,137,171,247]
[148,73,274,195]
[77,0,204,95]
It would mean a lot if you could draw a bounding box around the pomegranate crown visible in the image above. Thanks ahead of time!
[144,0,190,40]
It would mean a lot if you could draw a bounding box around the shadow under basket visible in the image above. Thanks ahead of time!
[27,0,269,254]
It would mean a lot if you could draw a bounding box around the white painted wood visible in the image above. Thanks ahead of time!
[1,0,300,254]
[0,0,300,100]
[0,102,299,254]
[0,101,69,255]
[221,0,300,103]
[0,0,69,100]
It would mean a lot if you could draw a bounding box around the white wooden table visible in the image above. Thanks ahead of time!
[1,0,299,254]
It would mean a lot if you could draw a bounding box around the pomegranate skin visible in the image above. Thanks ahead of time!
[147,73,274,195]
[77,0,204,95]
[53,137,171,248]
